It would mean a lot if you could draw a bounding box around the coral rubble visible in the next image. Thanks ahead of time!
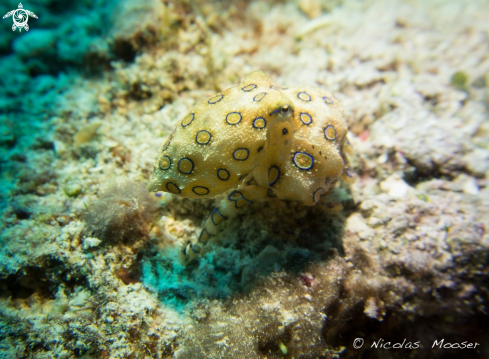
[1,0,488,358]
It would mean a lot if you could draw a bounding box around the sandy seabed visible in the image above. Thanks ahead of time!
[0,0,488,358]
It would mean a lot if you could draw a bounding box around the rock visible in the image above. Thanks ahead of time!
[464,148,489,177]
[379,173,412,198]
[64,182,82,197]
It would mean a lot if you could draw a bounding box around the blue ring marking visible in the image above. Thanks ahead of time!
[198,229,211,244]
[228,191,242,201]
[323,96,334,104]
[208,94,223,104]
[183,240,191,258]
[226,112,242,125]
[211,208,228,226]
[159,155,171,170]
[292,152,314,171]
[253,92,266,102]
[181,113,195,127]
[239,173,248,181]
[247,177,257,186]
[268,166,280,186]
[325,176,337,186]
[162,132,174,152]
[324,125,337,141]
[252,117,266,129]
[195,130,212,145]
[257,146,264,152]
[313,188,325,203]
[191,244,201,253]
[178,158,194,174]
[233,148,249,161]
[299,112,313,125]
[166,182,181,194]
[297,92,311,101]
[269,109,279,116]
[192,186,210,196]
[228,190,253,208]
[217,168,230,181]
[242,84,257,91]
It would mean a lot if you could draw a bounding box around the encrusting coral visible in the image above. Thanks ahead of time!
[148,71,350,261]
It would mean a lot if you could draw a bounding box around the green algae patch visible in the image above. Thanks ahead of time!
[450,71,469,90]
[63,182,83,198]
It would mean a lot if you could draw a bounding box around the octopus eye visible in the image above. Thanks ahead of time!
[281,105,290,114]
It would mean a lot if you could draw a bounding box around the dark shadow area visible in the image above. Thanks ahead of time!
[112,37,137,63]
[322,247,489,359]
[403,158,454,187]
[140,187,353,310]
[324,304,489,359]
[0,258,88,300]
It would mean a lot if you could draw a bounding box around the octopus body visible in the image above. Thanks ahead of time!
[148,71,349,262]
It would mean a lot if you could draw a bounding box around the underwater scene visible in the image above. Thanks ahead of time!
[0,0,488,358]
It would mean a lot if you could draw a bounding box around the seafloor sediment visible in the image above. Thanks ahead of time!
[0,0,488,358]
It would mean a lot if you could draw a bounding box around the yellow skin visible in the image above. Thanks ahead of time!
[148,71,349,262]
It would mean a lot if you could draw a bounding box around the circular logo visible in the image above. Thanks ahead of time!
[13,9,28,27]
[353,338,364,349]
